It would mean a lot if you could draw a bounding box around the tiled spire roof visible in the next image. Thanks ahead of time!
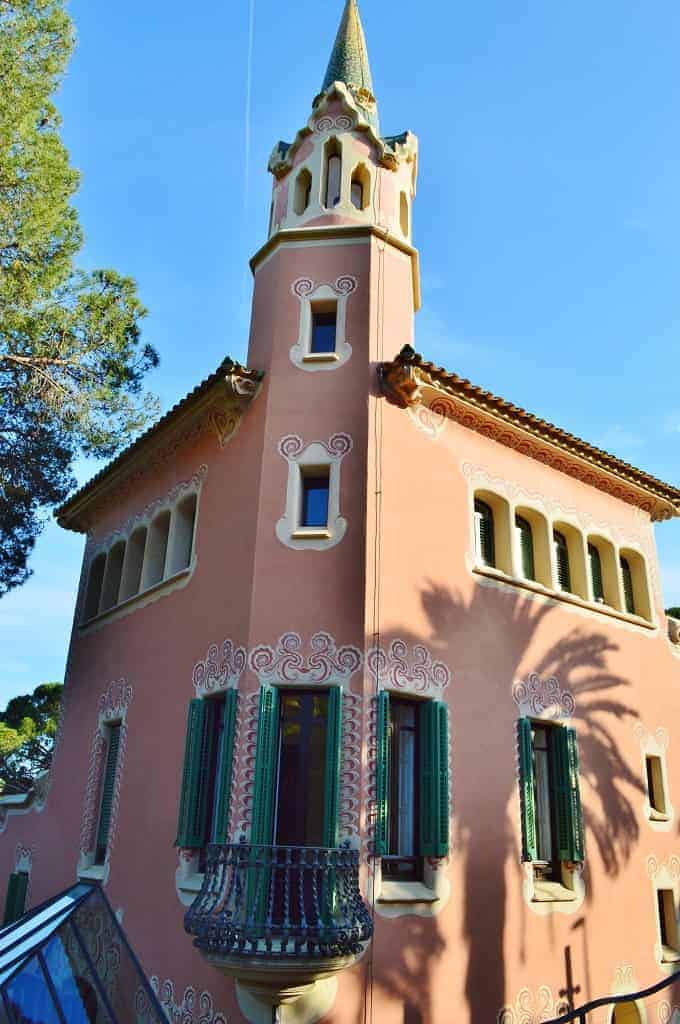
[321,0,378,130]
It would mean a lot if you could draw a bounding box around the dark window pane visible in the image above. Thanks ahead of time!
[6,955,62,1024]
[301,475,329,528]
[275,691,329,846]
[311,310,337,354]
[384,698,421,881]
[42,934,104,1024]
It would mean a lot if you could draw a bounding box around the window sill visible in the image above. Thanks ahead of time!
[78,864,106,882]
[303,352,339,364]
[531,879,577,903]
[661,946,680,964]
[178,873,204,895]
[473,565,655,630]
[80,566,193,629]
[378,880,439,904]
[650,809,671,822]
[292,527,331,539]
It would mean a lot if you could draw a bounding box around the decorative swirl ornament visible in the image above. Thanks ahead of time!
[249,631,362,685]
[367,640,451,696]
[192,638,247,695]
[512,673,575,720]
[292,277,314,297]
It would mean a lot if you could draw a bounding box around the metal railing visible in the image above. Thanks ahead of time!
[545,968,680,1022]
[184,842,373,959]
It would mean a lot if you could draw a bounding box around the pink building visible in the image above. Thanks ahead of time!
[3,3,680,1021]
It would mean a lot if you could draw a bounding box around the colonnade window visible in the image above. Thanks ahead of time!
[472,489,653,622]
[81,492,198,623]
[294,168,312,215]
[350,164,370,211]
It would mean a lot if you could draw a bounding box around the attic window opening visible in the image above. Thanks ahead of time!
[350,165,370,211]
[323,139,342,208]
[294,168,312,215]
[300,468,330,528]
[310,301,337,354]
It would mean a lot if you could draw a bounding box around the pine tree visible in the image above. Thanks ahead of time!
[0,0,159,595]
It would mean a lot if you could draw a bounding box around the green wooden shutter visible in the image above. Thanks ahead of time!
[565,726,585,862]
[176,699,208,848]
[419,701,450,858]
[322,686,343,849]
[213,690,238,845]
[3,872,28,926]
[250,685,280,845]
[517,717,538,862]
[95,723,121,861]
[550,725,584,863]
[475,499,496,567]
[621,557,635,614]
[374,690,390,856]
[553,531,572,593]
[588,543,604,602]
[516,515,536,581]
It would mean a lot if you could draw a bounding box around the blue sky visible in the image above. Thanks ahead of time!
[2,0,680,704]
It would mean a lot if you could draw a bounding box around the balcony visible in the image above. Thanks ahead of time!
[184,842,373,1009]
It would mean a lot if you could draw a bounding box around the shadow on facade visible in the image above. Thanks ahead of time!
[366,579,642,1023]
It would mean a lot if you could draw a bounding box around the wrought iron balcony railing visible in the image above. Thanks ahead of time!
[184,843,373,960]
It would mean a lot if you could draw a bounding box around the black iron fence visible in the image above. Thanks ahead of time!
[545,968,680,1023]
[184,842,373,960]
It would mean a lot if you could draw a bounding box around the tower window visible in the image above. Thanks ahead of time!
[657,889,680,961]
[294,168,312,215]
[400,192,409,236]
[310,304,337,354]
[300,469,330,528]
[646,755,668,818]
[324,139,342,208]
[350,165,370,210]
[95,723,121,865]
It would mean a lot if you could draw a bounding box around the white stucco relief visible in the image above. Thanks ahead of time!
[77,679,133,887]
[405,403,447,441]
[276,433,353,550]
[367,639,451,697]
[498,986,569,1024]
[135,976,227,1024]
[192,638,247,696]
[290,275,357,371]
[512,672,575,722]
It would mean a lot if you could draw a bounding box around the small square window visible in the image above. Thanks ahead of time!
[300,471,330,528]
[311,307,337,354]
[646,755,668,817]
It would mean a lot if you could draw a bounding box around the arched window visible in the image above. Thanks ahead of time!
[588,542,604,603]
[474,498,495,568]
[119,526,147,602]
[83,553,106,621]
[324,139,342,208]
[514,514,535,581]
[620,555,635,615]
[100,541,126,612]
[167,494,198,575]
[553,530,572,593]
[294,168,312,215]
[141,510,171,590]
[400,192,409,236]
[350,165,370,210]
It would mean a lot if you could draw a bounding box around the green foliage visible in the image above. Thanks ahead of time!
[0,681,63,793]
[666,607,680,619]
[0,0,159,595]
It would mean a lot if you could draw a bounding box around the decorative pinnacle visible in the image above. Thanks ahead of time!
[321,0,378,129]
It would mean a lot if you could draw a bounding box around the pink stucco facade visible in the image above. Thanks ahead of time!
[3,6,680,1022]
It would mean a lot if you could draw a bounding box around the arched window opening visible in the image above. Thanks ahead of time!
[323,139,342,208]
[400,192,409,236]
[268,200,274,235]
[119,527,147,602]
[294,168,312,215]
[474,498,495,568]
[141,510,171,590]
[620,555,635,615]
[167,494,198,575]
[83,553,106,621]
[611,1001,642,1024]
[588,542,604,603]
[350,165,370,210]
[100,541,125,612]
[553,530,572,593]
[514,514,535,581]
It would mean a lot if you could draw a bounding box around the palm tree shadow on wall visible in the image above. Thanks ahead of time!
[362,580,642,1024]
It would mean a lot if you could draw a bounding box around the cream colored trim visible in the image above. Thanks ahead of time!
[372,857,451,919]
[378,880,438,903]
[289,276,356,372]
[236,977,338,1024]
[523,861,585,917]
[635,725,674,833]
[473,565,656,630]
[646,856,680,971]
[275,434,352,551]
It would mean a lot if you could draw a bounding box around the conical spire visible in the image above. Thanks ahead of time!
[321,0,378,129]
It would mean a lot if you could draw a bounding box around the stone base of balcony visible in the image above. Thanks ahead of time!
[207,951,359,1007]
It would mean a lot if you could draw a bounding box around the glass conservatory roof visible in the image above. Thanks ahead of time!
[0,882,165,1023]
